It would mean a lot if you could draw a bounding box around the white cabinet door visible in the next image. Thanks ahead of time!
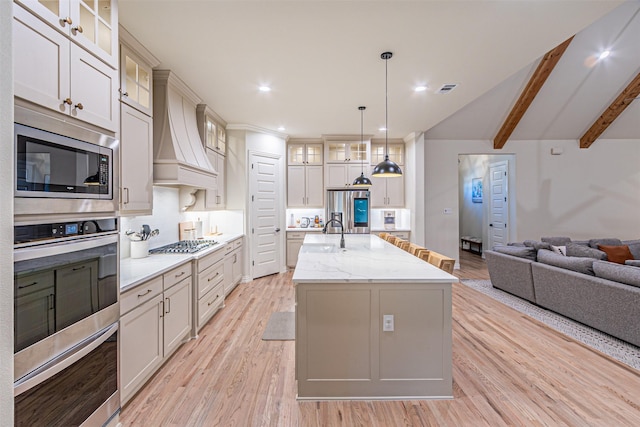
[120,104,153,214]
[369,177,387,207]
[13,4,70,112]
[232,247,243,285]
[325,164,348,188]
[120,44,153,116]
[286,238,304,268]
[69,0,119,68]
[287,166,306,207]
[305,165,324,207]
[119,293,163,405]
[69,44,118,131]
[385,175,405,207]
[162,278,192,357]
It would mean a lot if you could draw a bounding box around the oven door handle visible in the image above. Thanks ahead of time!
[14,322,118,397]
[13,234,118,262]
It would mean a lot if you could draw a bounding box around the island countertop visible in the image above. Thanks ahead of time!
[292,234,458,284]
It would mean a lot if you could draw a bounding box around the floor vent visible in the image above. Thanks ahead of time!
[436,84,458,94]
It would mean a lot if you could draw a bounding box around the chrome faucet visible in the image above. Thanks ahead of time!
[323,218,345,248]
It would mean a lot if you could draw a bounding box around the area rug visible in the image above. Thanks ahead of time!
[460,279,640,370]
[262,312,295,341]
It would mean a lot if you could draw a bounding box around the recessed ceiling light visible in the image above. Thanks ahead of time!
[259,85,271,92]
[378,127,387,132]
[598,50,611,60]
[414,85,428,92]
[277,126,285,131]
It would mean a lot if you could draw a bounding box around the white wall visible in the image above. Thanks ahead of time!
[1,1,13,421]
[405,132,426,246]
[423,138,640,261]
[458,155,484,239]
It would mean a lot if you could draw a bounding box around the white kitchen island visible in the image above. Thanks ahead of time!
[292,233,458,400]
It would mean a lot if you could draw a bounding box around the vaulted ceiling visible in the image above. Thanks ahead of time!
[118,0,637,142]
[425,0,640,145]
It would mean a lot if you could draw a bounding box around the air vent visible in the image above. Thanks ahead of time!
[436,84,458,94]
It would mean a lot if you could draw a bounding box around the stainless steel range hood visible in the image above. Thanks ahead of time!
[153,70,217,193]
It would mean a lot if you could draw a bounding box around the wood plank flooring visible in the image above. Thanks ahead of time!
[119,251,640,426]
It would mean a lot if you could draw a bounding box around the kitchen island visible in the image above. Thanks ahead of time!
[292,233,457,400]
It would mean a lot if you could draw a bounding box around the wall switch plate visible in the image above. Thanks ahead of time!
[383,314,394,332]
[443,208,453,214]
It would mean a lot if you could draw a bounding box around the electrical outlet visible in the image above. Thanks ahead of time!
[383,314,394,332]
[443,208,453,214]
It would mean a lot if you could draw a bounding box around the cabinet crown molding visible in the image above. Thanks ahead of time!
[119,25,161,68]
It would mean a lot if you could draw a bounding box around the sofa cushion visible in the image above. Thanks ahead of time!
[541,236,572,246]
[565,242,607,260]
[492,245,537,261]
[597,244,634,264]
[524,240,553,251]
[571,240,589,246]
[551,245,566,256]
[593,261,640,288]
[537,249,595,275]
[589,238,622,248]
[625,259,640,267]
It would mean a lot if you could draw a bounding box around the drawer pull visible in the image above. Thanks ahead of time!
[207,295,220,306]
[137,289,152,298]
[208,272,220,282]
[18,281,38,289]
[175,271,185,278]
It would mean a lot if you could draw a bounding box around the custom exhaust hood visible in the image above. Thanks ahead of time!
[153,70,217,207]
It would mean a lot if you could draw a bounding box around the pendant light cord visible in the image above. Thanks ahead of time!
[385,54,389,160]
[361,106,365,174]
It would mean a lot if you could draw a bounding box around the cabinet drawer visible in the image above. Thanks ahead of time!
[163,263,192,290]
[233,238,243,249]
[120,276,163,315]
[391,231,410,240]
[287,232,306,240]
[224,243,234,255]
[198,262,224,299]
[197,247,224,273]
[197,282,224,328]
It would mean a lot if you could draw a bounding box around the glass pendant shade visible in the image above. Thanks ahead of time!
[352,105,372,187]
[372,51,403,178]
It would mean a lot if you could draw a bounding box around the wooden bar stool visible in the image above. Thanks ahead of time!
[384,235,398,245]
[378,232,389,240]
[395,239,410,251]
[408,243,423,256]
[416,248,430,262]
[427,251,455,274]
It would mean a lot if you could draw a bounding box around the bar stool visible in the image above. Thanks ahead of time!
[427,251,455,274]
[385,235,398,245]
[395,239,410,251]
[416,248,430,262]
[378,232,389,240]
[408,243,423,256]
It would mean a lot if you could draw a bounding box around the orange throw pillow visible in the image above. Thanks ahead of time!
[597,244,633,264]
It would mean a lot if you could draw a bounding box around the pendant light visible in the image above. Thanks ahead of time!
[352,106,372,187]
[372,51,403,177]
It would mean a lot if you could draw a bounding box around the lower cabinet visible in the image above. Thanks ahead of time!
[223,237,244,297]
[119,263,192,405]
[193,246,226,336]
[286,231,306,268]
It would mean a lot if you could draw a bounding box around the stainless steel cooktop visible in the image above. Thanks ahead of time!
[149,239,219,254]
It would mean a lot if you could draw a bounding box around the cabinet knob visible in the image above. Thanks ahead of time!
[74,102,84,110]
[72,25,83,34]
[61,17,72,25]
[119,88,129,97]
[63,98,73,105]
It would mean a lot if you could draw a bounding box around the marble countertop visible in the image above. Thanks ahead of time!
[292,234,458,284]
[286,227,324,232]
[120,233,243,292]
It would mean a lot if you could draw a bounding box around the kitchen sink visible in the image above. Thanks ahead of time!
[299,243,341,254]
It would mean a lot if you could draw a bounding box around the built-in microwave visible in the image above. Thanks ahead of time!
[14,106,118,216]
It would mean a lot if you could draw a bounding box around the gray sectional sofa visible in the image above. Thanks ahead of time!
[485,237,640,347]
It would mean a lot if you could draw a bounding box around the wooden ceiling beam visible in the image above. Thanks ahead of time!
[579,72,640,148]
[493,37,574,149]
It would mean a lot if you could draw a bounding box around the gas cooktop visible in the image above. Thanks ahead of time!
[149,240,219,254]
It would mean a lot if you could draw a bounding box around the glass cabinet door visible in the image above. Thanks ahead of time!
[327,142,348,162]
[72,0,118,67]
[349,142,368,162]
[122,48,152,113]
[305,144,323,165]
[205,118,217,149]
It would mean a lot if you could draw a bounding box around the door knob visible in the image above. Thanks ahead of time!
[489,223,493,227]
[275,228,281,232]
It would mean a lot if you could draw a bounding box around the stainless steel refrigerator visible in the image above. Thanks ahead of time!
[325,189,370,234]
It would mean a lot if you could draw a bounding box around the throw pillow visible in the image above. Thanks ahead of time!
[541,236,571,246]
[492,245,537,261]
[551,245,566,256]
[537,249,595,275]
[597,244,633,264]
[565,242,607,260]
[589,238,622,249]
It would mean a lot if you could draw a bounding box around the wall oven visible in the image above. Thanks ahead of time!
[14,217,120,426]
[14,106,118,217]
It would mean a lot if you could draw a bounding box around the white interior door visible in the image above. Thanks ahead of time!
[489,160,509,248]
[250,153,281,279]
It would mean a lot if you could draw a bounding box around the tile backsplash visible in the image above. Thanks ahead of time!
[120,186,244,258]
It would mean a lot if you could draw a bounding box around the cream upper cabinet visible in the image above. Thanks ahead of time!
[120,104,153,214]
[196,105,227,209]
[287,141,323,207]
[325,163,367,188]
[371,141,404,165]
[370,166,405,208]
[120,45,152,115]
[16,0,119,68]
[205,148,224,209]
[288,143,323,166]
[13,3,118,132]
[325,141,369,163]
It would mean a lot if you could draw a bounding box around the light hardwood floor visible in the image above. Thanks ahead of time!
[119,251,640,426]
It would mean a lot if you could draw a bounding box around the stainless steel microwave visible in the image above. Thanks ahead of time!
[14,107,119,216]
